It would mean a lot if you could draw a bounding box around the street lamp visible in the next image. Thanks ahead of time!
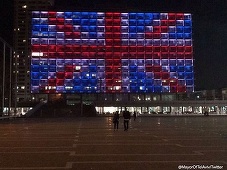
[0,37,13,116]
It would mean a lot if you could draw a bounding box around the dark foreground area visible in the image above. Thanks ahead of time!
[0,116,227,170]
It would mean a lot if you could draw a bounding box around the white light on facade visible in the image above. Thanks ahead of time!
[75,66,81,70]
[32,52,43,57]
[114,86,121,90]
[139,86,144,90]
[65,86,73,90]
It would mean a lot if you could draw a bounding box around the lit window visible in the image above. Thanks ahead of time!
[32,52,43,57]
[114,86,121,90]
[75,66,81,70]
[65,86,73,90]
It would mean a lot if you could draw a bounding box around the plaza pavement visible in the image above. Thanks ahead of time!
[0,116,227,170]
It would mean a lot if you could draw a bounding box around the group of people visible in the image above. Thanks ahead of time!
[112,111,137,131]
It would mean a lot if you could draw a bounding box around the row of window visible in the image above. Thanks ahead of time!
[32,12,191,20]
[32,27,191,38]
[31,85,193,93]
[32,18,192,27]
[31,65,194,72]
[32,45,192,51]
[31,59,193,66]
[32,26,191,34]
[31,72,193,80]
[32,31,191,39]
[32,34,192,42]
[31,67,193,76]
[31,77,193,86]
[31,40,192,47]
[31,53,193,60]
[31,79,193,87]
[31,66,193,71]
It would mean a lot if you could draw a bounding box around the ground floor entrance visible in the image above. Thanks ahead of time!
[96,105,227,115]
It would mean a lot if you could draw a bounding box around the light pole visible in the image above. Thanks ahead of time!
[2,42,5,115]
[9,47,13,116]
[0,37,13,116]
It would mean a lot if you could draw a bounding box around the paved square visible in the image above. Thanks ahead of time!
[0,116,227,170]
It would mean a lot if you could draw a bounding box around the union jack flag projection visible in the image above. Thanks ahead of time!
[31,11,194,93]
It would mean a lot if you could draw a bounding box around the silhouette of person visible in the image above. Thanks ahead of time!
[133,111,137,121]
[123,110,131,131]
[113,111,120,130]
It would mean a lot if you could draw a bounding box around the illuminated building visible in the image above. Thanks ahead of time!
[14,2,197,114]
[31,12,194,94]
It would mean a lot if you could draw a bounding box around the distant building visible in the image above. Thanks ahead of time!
[13,0,55,102]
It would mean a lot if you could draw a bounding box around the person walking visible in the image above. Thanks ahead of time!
[113,111,120,130]
[133,111,137,121]
[123,110,131,131]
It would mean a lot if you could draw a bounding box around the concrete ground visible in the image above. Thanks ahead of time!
[0,116,226,170]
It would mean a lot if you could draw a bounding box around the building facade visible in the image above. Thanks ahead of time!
[14,0,55,102]
[31,11,194,94]
[11,2,227,116]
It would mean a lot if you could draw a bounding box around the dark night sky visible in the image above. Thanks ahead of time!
[0,0,227,91]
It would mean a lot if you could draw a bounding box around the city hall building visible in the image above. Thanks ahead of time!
[13,0,227,116]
